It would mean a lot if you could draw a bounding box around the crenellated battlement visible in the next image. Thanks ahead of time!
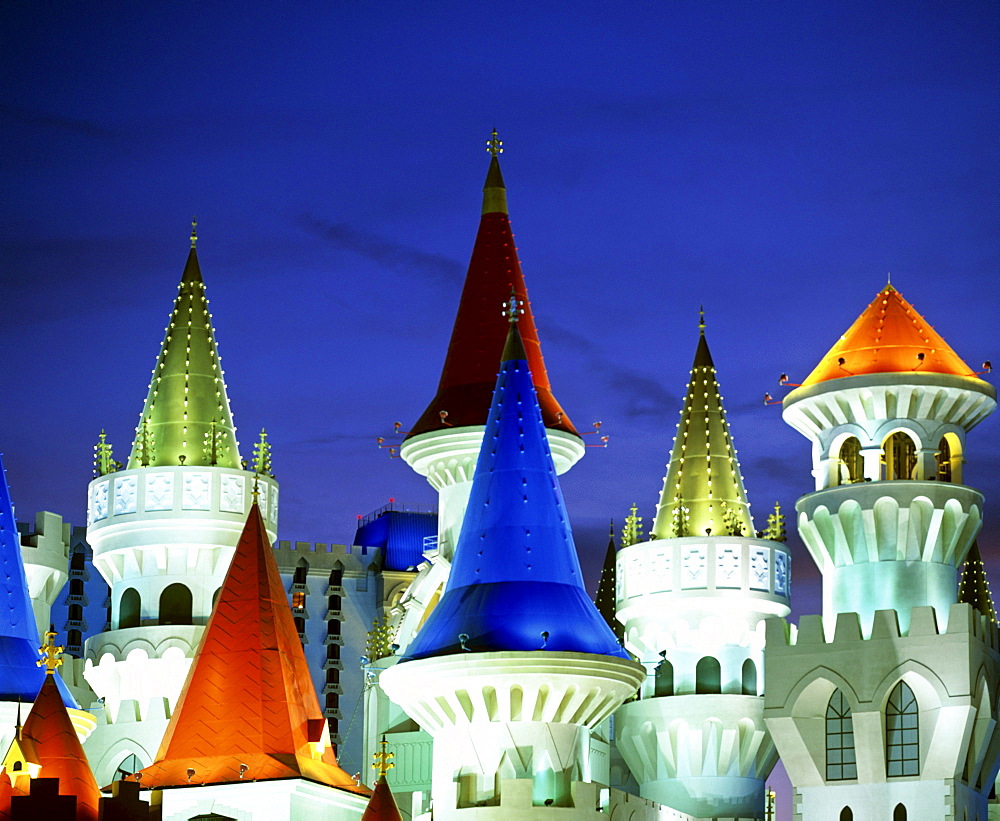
[765,602,1000,650]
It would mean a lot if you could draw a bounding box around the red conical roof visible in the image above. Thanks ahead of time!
[802,284,974,386]
[407,153,577,437]
[18,675,100,821]
[361,776,402,821]
[132,505,367,795]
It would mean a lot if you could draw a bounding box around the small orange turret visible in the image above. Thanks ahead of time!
[802,283,974,386]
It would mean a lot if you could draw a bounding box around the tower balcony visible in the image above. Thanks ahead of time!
[615,694,777,819]
[616,536,791,667]
[796,481,984,634]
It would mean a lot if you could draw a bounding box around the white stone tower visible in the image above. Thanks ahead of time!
[765,284,999,820]
[615,318,791,818]
[81,225,278,784]
[383,309,644,820]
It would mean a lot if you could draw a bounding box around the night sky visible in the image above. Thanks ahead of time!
[2,4,998,810]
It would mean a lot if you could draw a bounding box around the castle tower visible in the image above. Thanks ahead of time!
[81,227,279,784]
[399,132,584,568]
[382,306,644,819]
[764,284,999,820]
[614,319,791,818]
[132,502,368,819]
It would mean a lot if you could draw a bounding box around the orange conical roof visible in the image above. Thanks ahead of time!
[132,504,366,795]
[407,141,577,438]
[802,284,974,386]
[361,776,402,821]
[18,674,100,821]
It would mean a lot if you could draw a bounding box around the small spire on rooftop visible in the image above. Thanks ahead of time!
[373,735,394,779]
[190,216,198,249]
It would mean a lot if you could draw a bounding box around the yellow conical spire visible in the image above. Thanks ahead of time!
[127,230,241,469]
[651,315,754,539]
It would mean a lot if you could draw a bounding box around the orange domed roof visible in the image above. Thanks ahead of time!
[802,284,974,386]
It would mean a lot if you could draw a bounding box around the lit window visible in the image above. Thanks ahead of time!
[292,592,306,609]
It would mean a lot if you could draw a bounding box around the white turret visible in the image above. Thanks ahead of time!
[615,320,790,818]
[81,228,278,784]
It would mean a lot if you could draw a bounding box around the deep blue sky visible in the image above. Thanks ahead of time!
[3,1,998,591]
[3,3,998,812]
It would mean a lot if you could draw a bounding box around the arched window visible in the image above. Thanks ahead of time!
[654,657,673,697]
[893,805,907,821]
[883,432,917,481]
[826,689,857,780]
[68,604,83,622]
[67,629,82,648]
[840,809,852,821]
[293,559,308,587]
[294,616,306,635]
[838,437,864,485]
[329,563,344,588]
[119,588,140,629]
[886,681,919,776]
[741,659,757,695]
[327,643,340,660]
[159,583,193,626]
[70,551,85,571]
[69,578,85,597]
[212,587,222,608]
[937,437,953,482]
[695,657,721,694]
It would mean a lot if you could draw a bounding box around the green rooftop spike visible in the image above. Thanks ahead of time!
[595,523,624,642]
[959,541,997,624]
[127,237,241,469]
[652,324,754,539]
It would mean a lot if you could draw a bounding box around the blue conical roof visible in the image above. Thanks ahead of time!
[402,322,627,661]
[0,454,78,707]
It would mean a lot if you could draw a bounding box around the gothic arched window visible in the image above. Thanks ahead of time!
[886,681,919,776]
[826,689,857,780]
[893,804,907,821]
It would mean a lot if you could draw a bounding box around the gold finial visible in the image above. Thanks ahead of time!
[486,128,503,157]
[37,627,64,675]
[699,305,705,333]
[503,288,523,324]
[251,475,260,505]
[372,734,395,778]
[190,217,198,249]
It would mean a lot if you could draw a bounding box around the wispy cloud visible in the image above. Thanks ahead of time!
[298,214,463,286]
[1,104,113,138]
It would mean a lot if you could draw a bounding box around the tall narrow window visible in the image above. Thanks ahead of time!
[886,681,919,776]
[840,809,853,821]
[826,689,857,780]
[838,437,863,484]
[695,657,721,694]
[119,588,140,629]
[741,659,757,695]
[654,657,673,697]
[893,805,907,821]
[883,432,917,481]
[936,437,953,483]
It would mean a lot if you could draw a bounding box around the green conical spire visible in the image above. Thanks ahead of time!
[127,230,241,470]
[652,314,753,539]
[959,541,997,624]
[594,522,624,643]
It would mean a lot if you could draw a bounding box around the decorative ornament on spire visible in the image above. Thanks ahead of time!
[94,430,117,477]
[372,735,394,779]
[621,503,644,547]
[502,290,524,324]
[251,428,273,476]
[36,628,64,676]
[486,128,503,157]
[699,305,706,334]
[190,216,198,249]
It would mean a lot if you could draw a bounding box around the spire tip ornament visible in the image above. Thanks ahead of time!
[37,627,64,675]
[699,305,706,334]
[486,128,503,157]
[190,217,198,249]
[503,288,524,324]
[372,734,395,778]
